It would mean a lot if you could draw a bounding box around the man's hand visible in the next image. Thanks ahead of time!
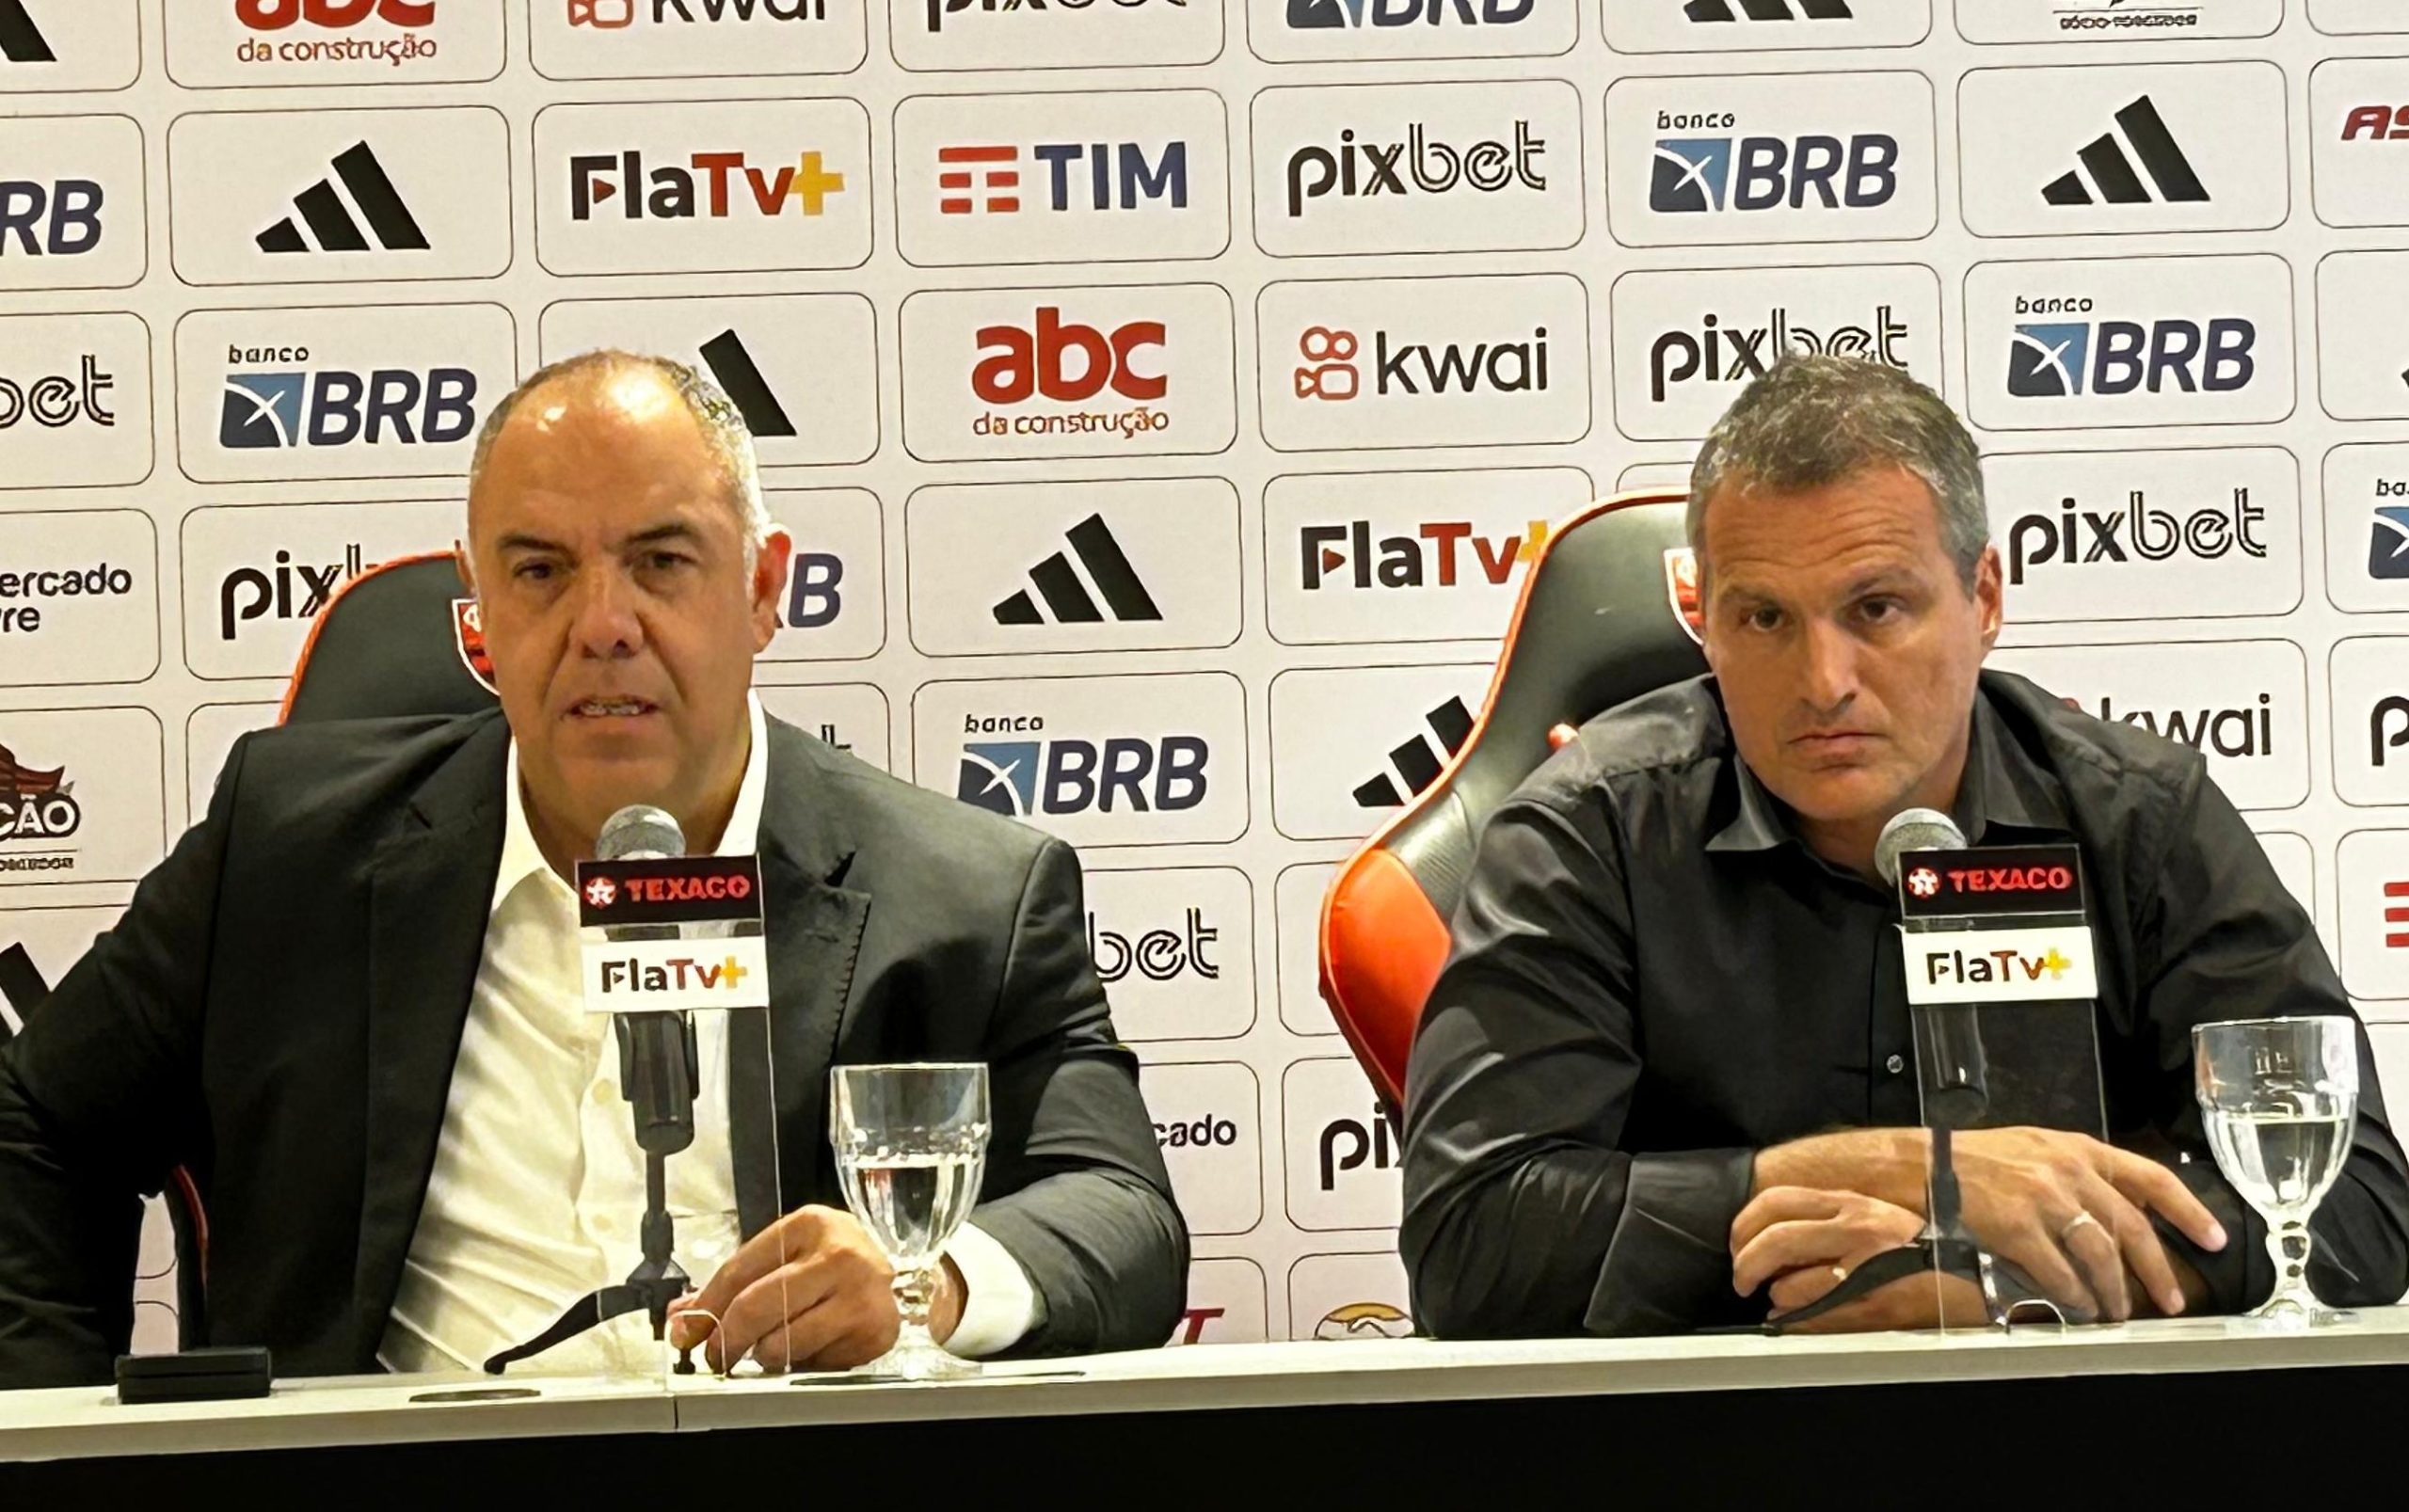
[1731,1186,1986,1331]
[664,1205,966,1374]
[1947,1127,2225,1321]
[1753,1126,2228,1321]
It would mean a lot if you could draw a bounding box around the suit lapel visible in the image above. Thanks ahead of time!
[731,722,869,1223]
[353,713,508,1353]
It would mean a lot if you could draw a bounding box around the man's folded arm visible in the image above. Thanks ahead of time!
[1401,797,1760,1339]
[0,737,245,1387]
[2127,758,2409,1312]
[962,837,1189,1356]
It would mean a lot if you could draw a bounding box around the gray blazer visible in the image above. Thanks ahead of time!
[0,709,1187,1386]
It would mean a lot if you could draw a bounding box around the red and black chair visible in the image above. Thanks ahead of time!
[278,550,500,724]
[1317,490,1709,1116]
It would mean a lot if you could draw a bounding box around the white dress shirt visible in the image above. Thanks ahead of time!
[378,695,1034,1375]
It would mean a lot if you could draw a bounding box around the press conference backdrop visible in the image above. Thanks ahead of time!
[3,0,2409,1352]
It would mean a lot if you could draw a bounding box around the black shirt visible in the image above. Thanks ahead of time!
[1400,669,2409,1335]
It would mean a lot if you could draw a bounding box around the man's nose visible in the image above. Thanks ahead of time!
[1796,619,1859,713]
[568,566,645,659]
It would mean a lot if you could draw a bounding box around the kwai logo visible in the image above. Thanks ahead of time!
[902,284,1236,463]
[1967,255,2294,431]
[1259,274,1588,452]
[533,0,863,79]
[534,100,872,276]
[1606,72,1936,247]
[1988,640,2308,810]
[1956,63,2289,238]
[1986,448,2300,623]
[1253,80,1581,257]
[916,673,1248,846]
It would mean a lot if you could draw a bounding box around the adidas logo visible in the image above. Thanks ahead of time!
[1353,695,1473,808]
[697,329,795,439]
[257,142,429,255]
[0,942,48,1037]
[2043,97,2208,207]
[993,515,1162,627]
[1684,0,1853,19]
[0,0,54,63]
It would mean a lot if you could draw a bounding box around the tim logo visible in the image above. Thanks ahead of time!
[0,0,54,61]
[2007,311,2257,399]
[1287,0,1533,25]
[1293,324,1549,400]
[696,329,794,438]
[938,143,1186,215]
[569,151,847,219]
[954,725,1209,818]
[1684,0,1852,17]
[219,367,477,450]
[1649,120,1899,214]
[2042,96,2208,207]
[257,143,428,255]
[993,515,1162,626]
[1354,695,1472,807]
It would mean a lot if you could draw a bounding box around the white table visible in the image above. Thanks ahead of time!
[9,1308,2409,1465]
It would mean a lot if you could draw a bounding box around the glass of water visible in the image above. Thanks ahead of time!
[2194,1017,2360,1329]
[832,1062,991,1381]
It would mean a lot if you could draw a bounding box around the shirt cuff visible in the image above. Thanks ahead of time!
[1584,1148,1760,1336]
[2157,1151,2258,1314]
[943,1220,1037,1358]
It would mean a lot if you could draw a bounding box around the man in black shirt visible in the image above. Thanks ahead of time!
[1400,356,2409,1335]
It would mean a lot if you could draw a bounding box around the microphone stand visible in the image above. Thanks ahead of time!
[485,1009,704,1376]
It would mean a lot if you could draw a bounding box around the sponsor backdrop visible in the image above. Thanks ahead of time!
[3,0,2409,1349]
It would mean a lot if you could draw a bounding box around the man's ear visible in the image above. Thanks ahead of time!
[453,539,475,597]
[750,528,794,653]
[1973,543,2003,652]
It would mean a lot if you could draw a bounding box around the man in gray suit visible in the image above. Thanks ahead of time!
[0,352,1186,1387]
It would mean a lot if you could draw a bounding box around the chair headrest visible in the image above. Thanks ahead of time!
[279,552,500,726]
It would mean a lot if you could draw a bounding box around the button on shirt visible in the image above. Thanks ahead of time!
[1400,670,2409,1338]
[380,697,1034,1374]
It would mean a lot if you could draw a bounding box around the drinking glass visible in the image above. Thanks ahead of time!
[2194,1017,2359,1329]
[831,1063,991,1380]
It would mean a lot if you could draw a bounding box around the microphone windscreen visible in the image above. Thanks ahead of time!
[598,804,686,862]
[1875,806,1966,886]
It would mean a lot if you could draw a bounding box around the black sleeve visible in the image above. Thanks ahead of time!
[0,737,247,1388]
[2126,759,2409,1312]
[1400,795,1759,1339]
[965,838,1189,1355]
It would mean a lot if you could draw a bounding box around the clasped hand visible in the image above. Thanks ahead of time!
[664,1204,965,1374]
[1731,1126,2228,1330]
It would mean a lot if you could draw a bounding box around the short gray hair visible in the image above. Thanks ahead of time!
[467,348,772,561]
[1688,355,1987,590]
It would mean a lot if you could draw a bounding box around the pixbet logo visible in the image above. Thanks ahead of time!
[2374,697,2409,769]
[218,356,476,452]
[1648,305,1906,403]
[1318,1103,1398,1190]
[937,142,1187,215]
[1088,906,1218,983]
[218,546,377,641]
[2006,300,2257,399]
[568,150,846,220]
[1292,322,1550,401]
[1283,121,1543,218]
[0,358,113,430]
[1648,113,1899,215]
[1299,518,1545,590]
[2006,488,2266,585]
[0,180,104,259]
[1287,0,1534,27]
[954,717,1208,818]
[927,0,1186,30]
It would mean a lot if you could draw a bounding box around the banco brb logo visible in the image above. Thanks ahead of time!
[955,720,1208,819]
[2007,300,2256,398]
[1649,113,1898,215]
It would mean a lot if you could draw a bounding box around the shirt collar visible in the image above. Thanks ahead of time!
[1704,676,2069,858]
[490,692,769,916]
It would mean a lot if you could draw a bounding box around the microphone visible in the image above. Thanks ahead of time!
[597,804,698,1159]
[1876,806,1965,887]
